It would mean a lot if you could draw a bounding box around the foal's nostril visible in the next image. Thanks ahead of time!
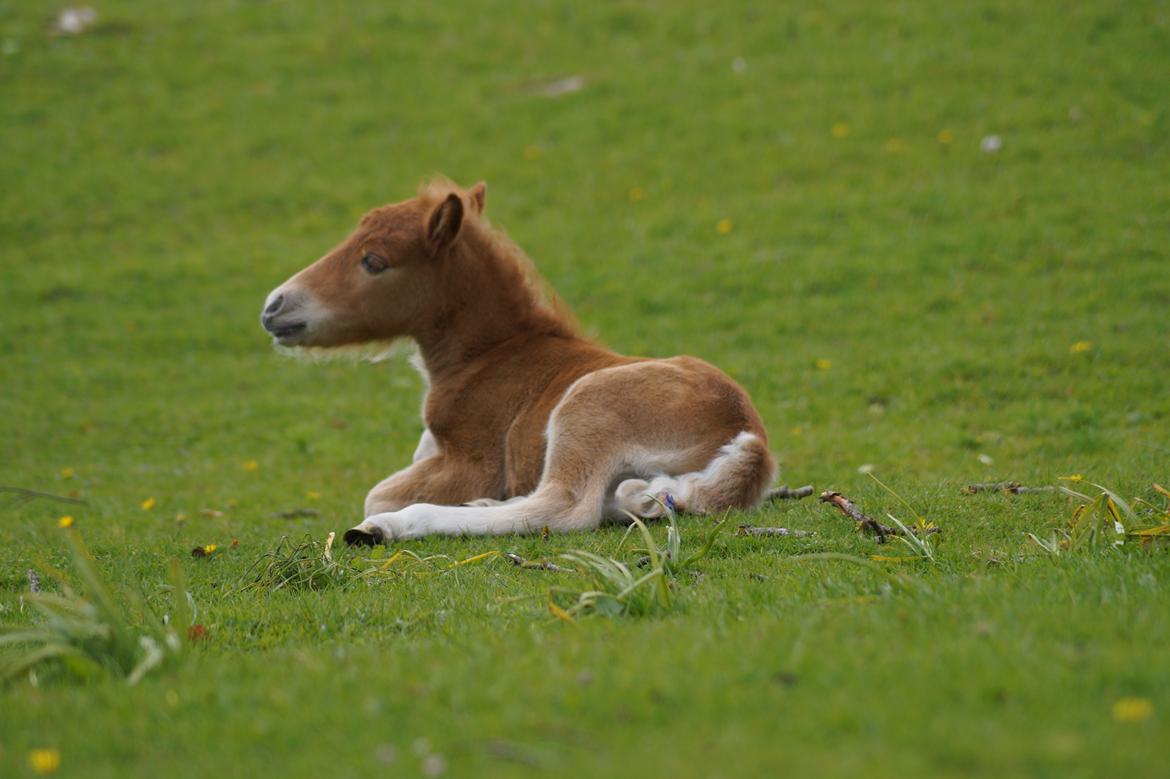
[264,294,285,315]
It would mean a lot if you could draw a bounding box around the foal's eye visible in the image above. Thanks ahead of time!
[361,253,389,274]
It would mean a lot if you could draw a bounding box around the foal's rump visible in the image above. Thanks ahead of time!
[544,357,776,519]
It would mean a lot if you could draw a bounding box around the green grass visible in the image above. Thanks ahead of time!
[3,0,1169,775]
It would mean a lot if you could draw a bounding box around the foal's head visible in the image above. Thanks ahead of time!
[260,180,487,348]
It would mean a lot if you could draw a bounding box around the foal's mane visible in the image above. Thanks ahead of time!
[417,178,581,339]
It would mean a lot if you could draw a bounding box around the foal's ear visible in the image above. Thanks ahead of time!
[468,181,487,214]
[425,192,464,255]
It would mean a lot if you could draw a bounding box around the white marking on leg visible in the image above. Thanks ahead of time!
[357,501,542,539]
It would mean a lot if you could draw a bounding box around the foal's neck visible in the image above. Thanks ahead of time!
[412,226,571,382]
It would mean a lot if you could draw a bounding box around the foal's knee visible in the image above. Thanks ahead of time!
[364,479,416,517]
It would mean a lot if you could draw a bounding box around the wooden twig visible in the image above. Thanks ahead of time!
[766,484,815,501]
[271,508,320,519]
[818,490,899,543]
[963,482,1058,495]
[27,569,41,594]
[504,553,571,573]
[0,486,86,505]
[736,525,813,538]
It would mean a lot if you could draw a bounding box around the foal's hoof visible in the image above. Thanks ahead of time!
[343,526,383,547]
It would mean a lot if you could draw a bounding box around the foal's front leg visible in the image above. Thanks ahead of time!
[363,454,498,516]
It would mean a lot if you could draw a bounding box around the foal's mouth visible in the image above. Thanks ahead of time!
[268,321,307,342]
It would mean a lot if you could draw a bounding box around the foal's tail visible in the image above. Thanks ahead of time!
[683,431,777,513]
[610,431,776,520]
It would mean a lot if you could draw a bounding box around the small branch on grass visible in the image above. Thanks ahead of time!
[819,491,940,543]
[963,481,1058,495]
[766,484,815,501]
[818,490,899,542]
[0,485,86,505]
[27,569,41,593]
[504,553,572,573]
[270,508,320,519]
[736,525,813,538]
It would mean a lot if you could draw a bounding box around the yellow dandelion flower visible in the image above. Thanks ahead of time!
[628,186,645,203]
[1112,697,1153,722]
[1070,340,1092,354]
[306,490,321,501]
[175,512,188,522]
[141,497,156,511]
[243,459,259,472]
[815,359,832,370]
[884,138,904,153]
[937,129,954,145]
[522,144,542,160]
[60,467,74,479]
[57,515,74,528]
[831,122,850,138]
[28,748,61,775]
[1059,474,1085,482]
[204,544,218,555]
[716,218,733,235]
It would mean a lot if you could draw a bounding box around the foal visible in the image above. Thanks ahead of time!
[261,179,776,542]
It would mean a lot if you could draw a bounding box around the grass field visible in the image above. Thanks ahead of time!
[3,1,1169,776]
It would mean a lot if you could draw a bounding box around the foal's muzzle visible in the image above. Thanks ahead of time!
[260,289,309,342]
